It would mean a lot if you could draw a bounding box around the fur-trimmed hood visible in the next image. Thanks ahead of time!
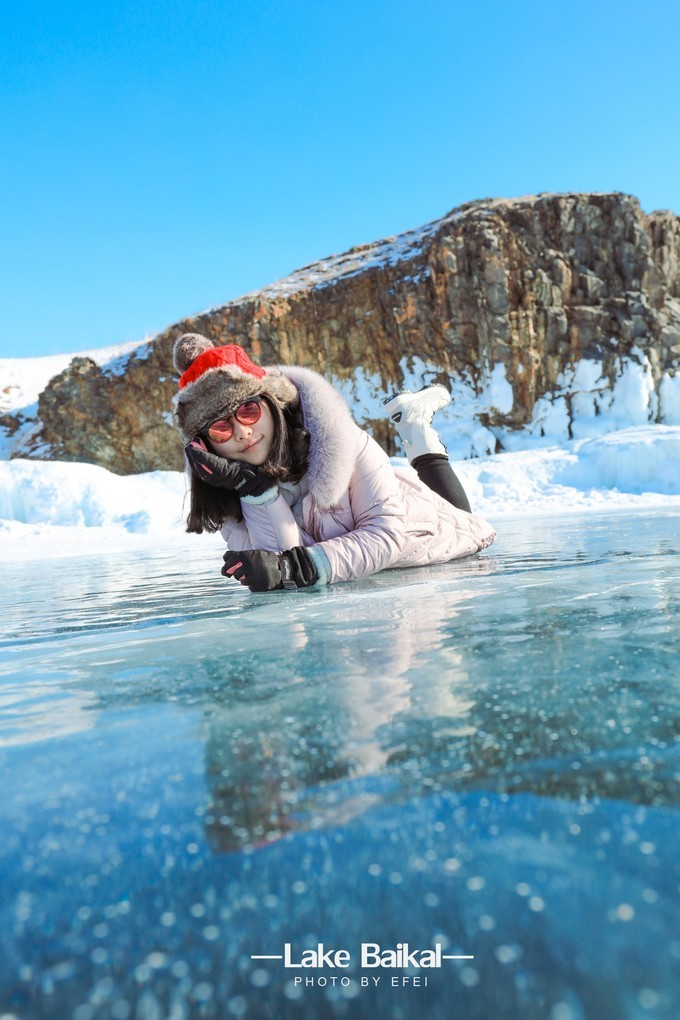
[278,365,362,510]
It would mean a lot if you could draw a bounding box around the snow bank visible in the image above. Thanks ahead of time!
[458,425,680,518]
[0,460,209,561]
[0,460,187,531]
[1,426,678,561]
[555,426,680,495]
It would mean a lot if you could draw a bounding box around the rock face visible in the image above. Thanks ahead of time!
[12,192,680,473]
[32,348,181,474]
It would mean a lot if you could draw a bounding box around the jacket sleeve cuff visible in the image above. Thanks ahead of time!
[240,486,279,506]
[306,544,332,585]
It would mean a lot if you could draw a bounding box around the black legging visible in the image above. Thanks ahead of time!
[412,454,472,513]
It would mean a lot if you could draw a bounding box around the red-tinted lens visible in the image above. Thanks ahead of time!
[207,418,234,443]
[234,400,262,426]
[206,399,262,444]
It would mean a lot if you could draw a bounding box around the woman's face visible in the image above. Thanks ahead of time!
[208,398,275,466]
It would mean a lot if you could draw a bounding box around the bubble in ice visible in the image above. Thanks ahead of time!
[496,944,522,965]
[193,983,214,1003]
[638,988,660,1009]
[466,876,485,891]
[284,980,304,1001]
[146,952,168,969]
[549,1002,584,1020]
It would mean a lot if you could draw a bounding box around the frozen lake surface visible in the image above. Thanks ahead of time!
[1,508,678,1020]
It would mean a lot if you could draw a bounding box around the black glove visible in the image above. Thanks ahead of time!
[185,440,274,498]
[222,547,319,592]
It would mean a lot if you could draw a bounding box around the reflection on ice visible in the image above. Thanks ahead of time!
[0,509,678,1018]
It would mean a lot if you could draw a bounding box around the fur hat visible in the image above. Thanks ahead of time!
[172,334,299,442]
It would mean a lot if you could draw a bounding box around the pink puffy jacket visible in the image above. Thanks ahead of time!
[220,366,496,585]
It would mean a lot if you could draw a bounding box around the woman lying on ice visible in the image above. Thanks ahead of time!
[173,333,496,592]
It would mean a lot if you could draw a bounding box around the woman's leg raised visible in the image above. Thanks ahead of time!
[383,385,472,513]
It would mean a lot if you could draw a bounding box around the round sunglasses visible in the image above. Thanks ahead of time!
[203,397,263,444]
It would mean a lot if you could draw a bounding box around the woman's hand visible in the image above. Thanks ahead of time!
[185,439,274,497]
[222,548,319,592]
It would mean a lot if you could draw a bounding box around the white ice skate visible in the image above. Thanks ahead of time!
[382,384,451,462]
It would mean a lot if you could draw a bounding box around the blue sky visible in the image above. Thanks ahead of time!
[2,0,679,359]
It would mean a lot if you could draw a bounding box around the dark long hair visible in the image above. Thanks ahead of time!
[185,398,311,534]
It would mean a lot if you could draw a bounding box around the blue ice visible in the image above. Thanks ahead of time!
[0,508,678,1019]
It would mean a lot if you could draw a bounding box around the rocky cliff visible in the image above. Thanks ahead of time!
[7,192,680,473]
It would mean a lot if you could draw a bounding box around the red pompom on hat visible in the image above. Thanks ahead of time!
[172,333,299,443]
